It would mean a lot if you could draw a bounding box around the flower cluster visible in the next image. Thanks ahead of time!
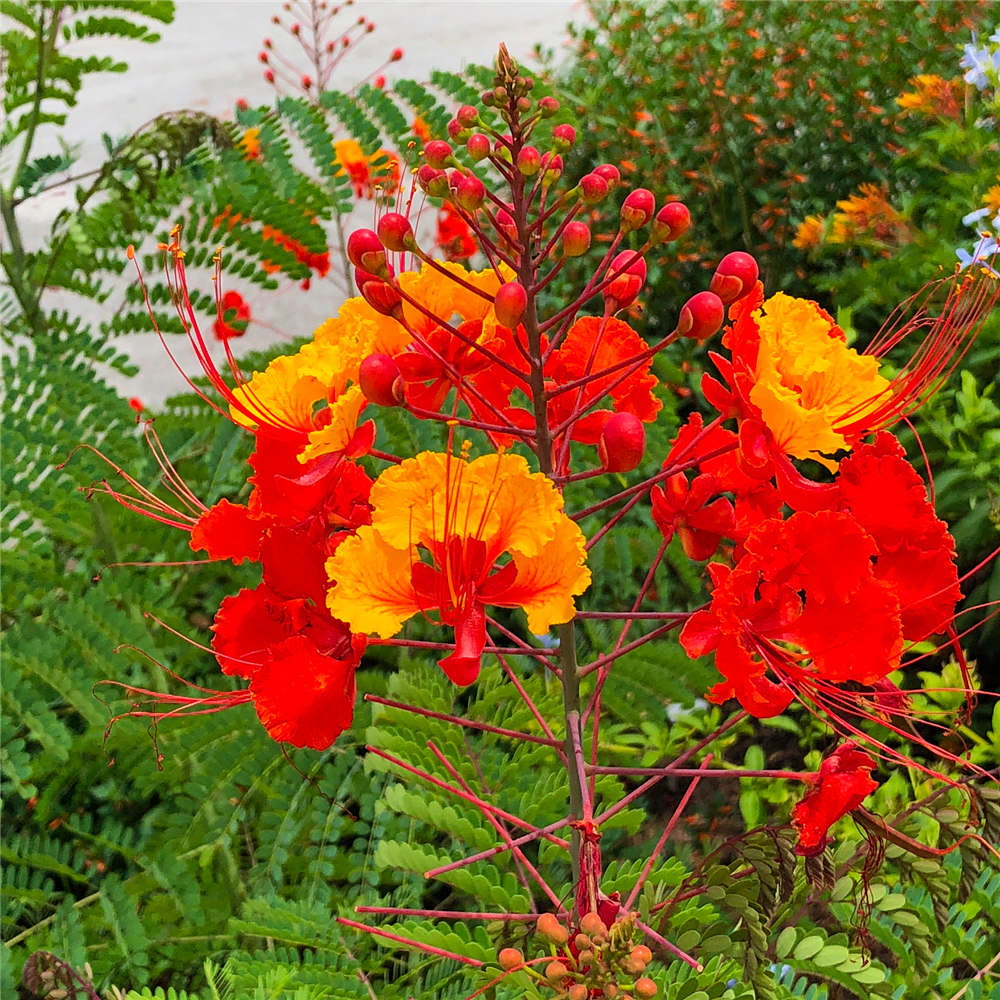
[100,44,998,978]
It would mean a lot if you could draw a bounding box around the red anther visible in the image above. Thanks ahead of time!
[271,14,280,23]
[128,396,144,413]
[347,228,386,274]
[677,290,725,341]
[423,139,452,169]
[621,187,656,232]
[258,51,269,64]
[264,70,275,83]
[541,152,563,185]
[263,38,273,48]
[599,411,646,472]
[466,133,490,161]
[709,251,759,304]
[365,21,374,32]
[416,164,448,197]
[355,268,402,316]
[451,171,485,212]
[456,104,478,127]
[561,221,591,258]
[391,47,403,60]
[359,352,403,406]
[377,212,415,252]
[593,163,621,188]
[235,97,249,110]
[603,250,646,312]
[291,21,300,34]
[301,74,312,90]
[538,95,560,117]
[652,201,691,243]
[516,145,541,176]
[326,40,335,52]
[579,172,609,204]
[373,74,385,88]
[494,281,527,328]
[552,123,576,150]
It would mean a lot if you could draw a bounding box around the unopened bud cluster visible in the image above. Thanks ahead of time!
[496,912,658,998]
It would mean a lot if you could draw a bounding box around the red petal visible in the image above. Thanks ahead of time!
[189,499,266,564]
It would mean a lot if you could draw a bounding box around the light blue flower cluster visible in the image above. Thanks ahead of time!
[960,27,1000,90]
[956,207,999,277]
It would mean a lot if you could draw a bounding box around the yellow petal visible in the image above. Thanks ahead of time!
[325,527,421,638]
[298,385,368,463]
[229,353,325,431]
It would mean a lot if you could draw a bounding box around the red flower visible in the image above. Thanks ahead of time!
[435,202,477,261]
[792,743,878,856]
[213,290,251,340]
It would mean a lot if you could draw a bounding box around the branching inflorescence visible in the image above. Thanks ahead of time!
[92,44,999,996]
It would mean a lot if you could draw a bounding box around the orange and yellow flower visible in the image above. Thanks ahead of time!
[792,214,825,251]
[896,74,960,120]
[829,184,908,248]
[333,139,401,198]
[325,451,591,685]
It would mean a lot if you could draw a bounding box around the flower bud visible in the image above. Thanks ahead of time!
[542,153,563,186]
[497,947,523,971]
[447,118,467,141]
[552,123,576,151]
[677,290,725,341]
[580,173,609,205]
[416,164,449,197]
[603,251,646,312]
[481,89,496,108]
[599,412,645,472]
[569,986,589,1000]
[451,171,485,212]
[355,267,402,317]
[651,201,691,243]
[494,207,518,244]
[630,945,652,967]
[545,960,569,983]
[635,978,658,998]
[562,221,591,258]
[620,188,655,233]
[456,104,479,127]
[346,228,386,275]
[376,212,415,252]
[709,251,759,304]
[593,163,621,189]
[466,133,490,160]
[423,140,452,169]
[578,911,608,941]
[359,352,402,406]
[536,912,569,945]
[516,145,541,176]
[539,95,560,117]
[494,281,527,328]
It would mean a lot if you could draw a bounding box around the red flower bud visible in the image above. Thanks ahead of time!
[593,163,621,188]
[377,212,415,252]
[447,118,466,140]
[347,228,387,275]
[359,352,403,406]
[552,123,576,150]
[538,95,560,117]
[635,978,658,998]
[620,187,656,232]
[709,251,759,304]
[416,164,449,197]
[423,139,452,169]
[494,281,527,328]
[561,221,591,257]
[579,172,609,205]
[677,290,725,341]
[541,152,563,185]
[545,960,569,983]
[451,171,485,212]
[577,911,607,940]
[466,133,490,160]
[494,207,518,244]
[456,104,478,127]
[599,412,646,472]
[652,201,691,243]
[355,268,401,316]
[603,251,646,312]
[516,145,541,176]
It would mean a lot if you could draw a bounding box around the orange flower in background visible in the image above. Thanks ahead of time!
[333,138,401,198]
[239,126,262,160]
[213,289,251,341]
[435,202,477,261]
[829,183,908,248]
[412,115,431,142]
[982,180,1000,216]
[896,74,961,120]
[792,214,824,251]
[326,451,591,685]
